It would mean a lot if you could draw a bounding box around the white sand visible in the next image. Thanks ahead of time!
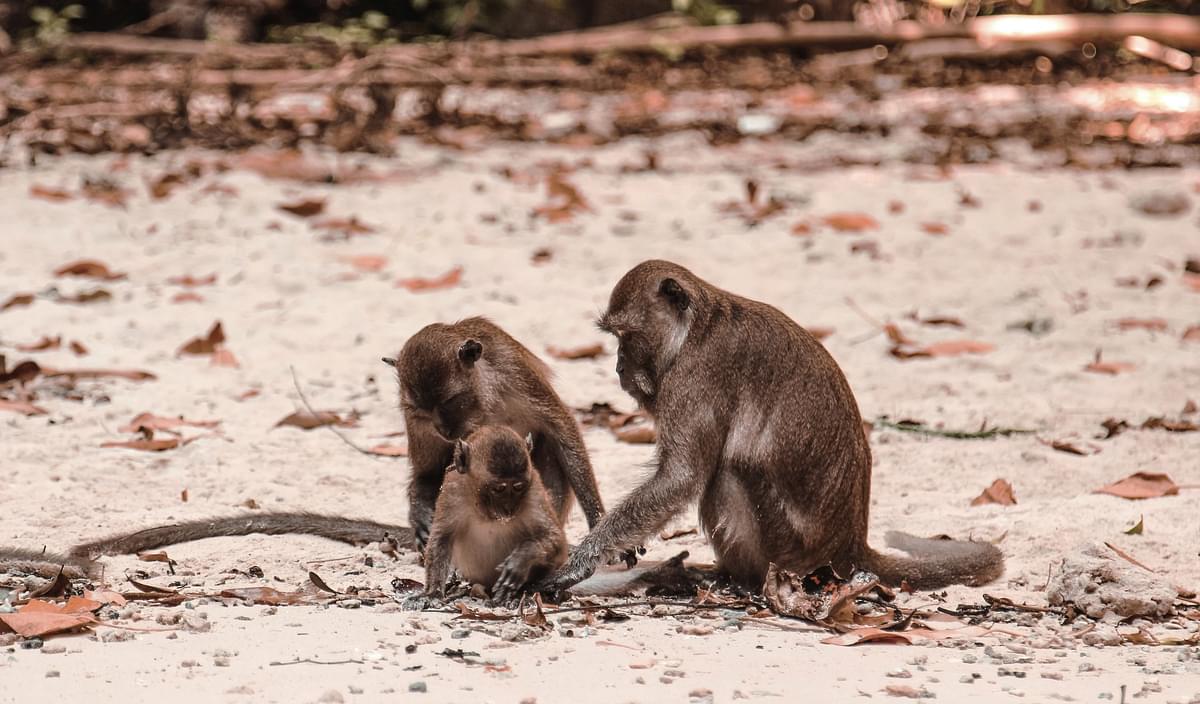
[1,135,1198,703]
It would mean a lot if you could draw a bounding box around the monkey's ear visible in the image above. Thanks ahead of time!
[658,277,690,312]
[452,439,470,473]
[524,433,534,453]
[381,357,398,368]
[458,339,483,365]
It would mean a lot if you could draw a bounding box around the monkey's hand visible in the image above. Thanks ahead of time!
[535,545,601,595]
[492,554,533,604]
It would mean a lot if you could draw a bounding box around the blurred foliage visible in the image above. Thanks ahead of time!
[27,3,83,42]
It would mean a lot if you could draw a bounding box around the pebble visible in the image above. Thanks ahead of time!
[959,675,975,684]
[450,629,471,639]
[316,691,344,703]
[181,659,199,668]
[1079,662,1096,673]
[408,681,427,693]
[20,638,43,650]
[338,599,362,609]
[998,667,1027,678]
[45,670,60,678]
[677,624,713,636]
[962,655,978,664]
[688,689,715,704]
[40,644,66,655]
[214,657,231,667]
[887,668,913,679]
[348,686,363,694]
[1041,672,1064,680]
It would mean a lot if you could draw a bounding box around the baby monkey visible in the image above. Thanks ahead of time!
[424,426,567,603]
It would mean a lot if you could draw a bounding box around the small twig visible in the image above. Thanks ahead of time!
[874,417,1036,440]
[844,297,888,345]
[289,366,382,458]
[1104,542,1156,573]
[269,658,364,667]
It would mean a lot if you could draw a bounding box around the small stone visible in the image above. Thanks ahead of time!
[959,675,975,684]
[214,657,231,667]
[688,689,715,704]
[664,670,686,678]
[317,691,344,703]
[450,629,471,639]
[677,624,713,636]
[40,644,66,655]
[45,670,60,678]
[20,638,43,650]
[888,668,913,678]
[348,686,363,694]
[181,660,199,668]
[338,599,362,610]
[408,681,427,693]
[1041,672,1064,680]
[660,677,675,684]
[1079,662,1096,673]
[963,654,978,664]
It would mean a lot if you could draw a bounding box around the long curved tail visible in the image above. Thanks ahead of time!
[69,512,416,559]
[0,547,95,579]
[860,531,1003,590]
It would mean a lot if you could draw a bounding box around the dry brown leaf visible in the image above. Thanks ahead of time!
[922,340,994,356]
[341,255,388,273]
[237,389,261,401]
[54,259,125,281]
[172,291,204,304]
[0,399,48,416]
[547,343,604,360]
[219,587,321,606]
[83,590,128,606]
[119,413,221,434]
[137,551,173,564]
[920,222,950,235]
[1141,417,1199,432]
[1115,318,1168,332]
[167,274,217,287]
[1,293,35,311]
[367,443,408,457]
[1040,438,1100,456]
[907,313,965,328]
[101,438,183,452]
[822,213,879,233]
[237,150,389,185]
[1183,399,1198,415]
[970,479,1016,506]
[80,179,131,208]
[57,289,112,305]
[1183,325,1200,342]
[1186,274,1200,292]
[823,625,999,647]
[312,216,377,240]
[69,340,88,355]
[791,222,813,236]
[533,172,592,223]
[30,185,74,202]
[277,197,327,218]
[531,247,554,264]
[883,323,915,346]
[1085,359,1135,375]
[1094,472,1180,500]
[148,172,188,199]
[41,367,156,381]
[0,598,99,638]
[396,267,463,293]
[178,322,226,356]
[15,335,61,352]
[275,410,357,430]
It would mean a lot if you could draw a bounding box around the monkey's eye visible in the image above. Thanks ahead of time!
[511,482,526,492]
[442,392,471,411]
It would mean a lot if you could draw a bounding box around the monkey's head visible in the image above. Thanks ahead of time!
[598,260,699,406]
[452,426,534,520]
[390,323,490,441]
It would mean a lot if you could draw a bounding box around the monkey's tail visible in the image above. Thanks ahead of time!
[69,512,416,559]
[0,547,96,580]
[860,531,1003,590]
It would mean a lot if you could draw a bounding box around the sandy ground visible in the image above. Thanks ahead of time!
[1,134,1199,703]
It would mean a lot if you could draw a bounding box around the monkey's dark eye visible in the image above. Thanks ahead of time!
[442,393,471,411]
[511,482,526,492]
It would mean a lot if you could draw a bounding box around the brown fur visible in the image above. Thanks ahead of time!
[395,316,604,551]
[68,513,414,559]
[0,546,94,579]
[424,426,567,602]
[539,260,1003,592]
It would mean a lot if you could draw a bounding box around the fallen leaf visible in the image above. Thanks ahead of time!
[237,389,261,401]
[0,599,98,638]
[83,590,127,606]
[920,222,949,235]
[1,360,43,384]
[1183,400,1198,415]
[312,216,377,240]
[884,323,915,346]
[1185,326,1200,342]
[341,255,388,273]
[1097,418,1130,439]
[1,293,35,311]
[791,222,813,236]
[763,563,883,622]
[80,179,130,208]
[367,443,408,457]
[148,172,188,199]
[167,274,217,287]
[41,367,156,381]
[119,413,221,434]
[0,399,48,416]
[531,247,554,264]
[1085,357,1135,375]
[1039,438,1100,456]
[533,172,592,223]
[1185,274,1200,292]
[69,340,88,355]
[172,291,204,303]
[614,423,656,444]
[823,625,999,647]
[101,438,183,452]
[137,551,173,564]
[275,410,358,430]
[907,312,964,328]
[1125,515,1144,535]
[1094,472,1180,500]
[15,335,61,352]
[397,267,463,293]
[237,150,388,185]
[57,289,112,305]
[178,322,226,356]
[971,479,1016,506]
[822,213,879,233]
[1115,318,1168,332]
[1140,417,1198,432]
[547,343,604,360]
[277,197,327,218]
[30,185,73,202]
[888,200,905,214]
[54,259,125,281]
[921,340,994,357]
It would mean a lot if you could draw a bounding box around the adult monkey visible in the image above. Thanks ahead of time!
[538,260,1003,592]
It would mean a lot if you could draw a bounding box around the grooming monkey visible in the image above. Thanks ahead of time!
[424,426,567,602]
[539,260,1003,593]
[388,317,605,551]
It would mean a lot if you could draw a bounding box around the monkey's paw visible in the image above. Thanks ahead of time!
[492,556,531,604]
[413,522,431,555]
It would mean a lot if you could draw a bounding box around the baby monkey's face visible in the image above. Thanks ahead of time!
[454,427,534,520]
[404,381,483,441]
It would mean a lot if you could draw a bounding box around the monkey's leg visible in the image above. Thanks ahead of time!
[537,450,702,592]
[699,469,770,587]
[407,472,443,553]
[422,522,456,598]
